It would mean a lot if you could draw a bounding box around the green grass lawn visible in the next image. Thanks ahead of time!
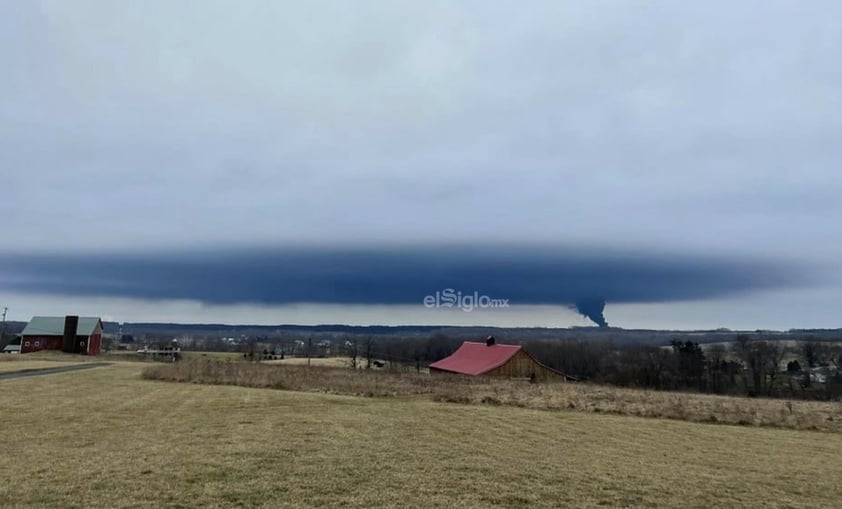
[1,363,841,508]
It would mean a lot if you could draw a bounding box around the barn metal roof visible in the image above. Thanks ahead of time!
[428,341,523,375]
[21,317,103,337]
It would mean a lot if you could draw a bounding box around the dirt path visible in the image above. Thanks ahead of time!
[0,362,110,380]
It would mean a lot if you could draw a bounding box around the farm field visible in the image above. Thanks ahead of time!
[264,356,362,367]
[0,351,98,372]
[1,363,841,508]
[0,359,86,373]
[7,350,100,363]
[179,351,245,362]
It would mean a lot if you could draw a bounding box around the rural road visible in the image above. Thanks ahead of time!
[0,362,110,380]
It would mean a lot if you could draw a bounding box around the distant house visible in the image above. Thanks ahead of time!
[2,344,20,354]
[20,316,103,355]
[429,336,573,381]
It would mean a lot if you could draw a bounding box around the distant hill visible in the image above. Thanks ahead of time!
[102,322,842,346]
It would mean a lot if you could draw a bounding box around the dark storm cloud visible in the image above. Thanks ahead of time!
[0,245,807,326]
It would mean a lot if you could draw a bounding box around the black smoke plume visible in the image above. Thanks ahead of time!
[574,299,608,328]
[0,244,807,327]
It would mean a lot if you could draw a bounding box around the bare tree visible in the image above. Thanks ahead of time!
[763,342,786,396]
[734,335,763,396]
[242,336,258,360]
[802,341,820,368]
[346,338,358,369]
[733,337,787,397]
[707,344,727,394]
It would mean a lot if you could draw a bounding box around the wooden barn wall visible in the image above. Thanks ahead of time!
[20,334,102,355]
[484,350,566,381]
[20,336,63,354]
[87,333,102,355]
[84,322,103,356]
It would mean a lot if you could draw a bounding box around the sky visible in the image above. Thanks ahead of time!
[1,1,841,329]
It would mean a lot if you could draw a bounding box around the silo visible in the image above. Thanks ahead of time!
[62,315,78,353]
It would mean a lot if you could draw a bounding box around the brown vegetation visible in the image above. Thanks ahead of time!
[6,363,842,507]
[143,360,842,432]
[0,360,84,372]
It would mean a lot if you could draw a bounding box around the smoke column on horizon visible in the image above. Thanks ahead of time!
[0,245,807,330]
[574,299,608,327]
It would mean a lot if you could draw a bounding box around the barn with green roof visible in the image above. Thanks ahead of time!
[20,316,103,355]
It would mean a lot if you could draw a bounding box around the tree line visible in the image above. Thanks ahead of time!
[338,333,842,401]
[526,335,842,400]
[161,331,842,401]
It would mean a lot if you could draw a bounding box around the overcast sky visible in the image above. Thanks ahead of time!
[2,1,841,329]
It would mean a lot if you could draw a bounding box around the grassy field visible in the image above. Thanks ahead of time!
[144,360,842,432]
[0,359,86,373]
[179,351,245,362]
[6,350,100,363]
[0,351,97,372]
[264,356,355,367]
[1,363,842,508]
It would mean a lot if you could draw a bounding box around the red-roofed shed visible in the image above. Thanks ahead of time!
[429,337,571,381]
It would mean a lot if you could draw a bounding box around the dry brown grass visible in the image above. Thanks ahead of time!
[142,359,441,397]
[179,351,245,361]
[432,379,842,432]
[0,360,85,372]
[143,360,842,432]
[263,356,357,367]
[13,350,100,362]
[3,363,842,508]
[0,351,99,371]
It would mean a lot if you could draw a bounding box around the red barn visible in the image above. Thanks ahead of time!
[20,316,103,355]
[429,336,573,381]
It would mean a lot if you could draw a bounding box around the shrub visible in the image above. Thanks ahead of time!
[142,360,842,432]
